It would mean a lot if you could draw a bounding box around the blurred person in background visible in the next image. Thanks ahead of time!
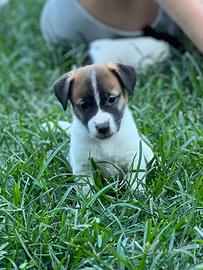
[40,0,203,67]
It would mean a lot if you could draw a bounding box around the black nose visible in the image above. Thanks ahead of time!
[96,122,110,135]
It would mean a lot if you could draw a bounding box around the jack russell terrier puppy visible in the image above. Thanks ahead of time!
[53,62,154,195]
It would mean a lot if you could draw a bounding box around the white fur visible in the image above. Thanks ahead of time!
[69,106,154,194]
[42,109,154,194]
[90,70,100,106]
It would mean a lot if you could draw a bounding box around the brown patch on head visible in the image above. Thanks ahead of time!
[69,63,129,114]
[107,62,136,95]
[69,66,92,105]
[70,63,125,102]
[68,66,97,122]
[117,92,127,111]
[96,64,123,95]
[96,63,128,112]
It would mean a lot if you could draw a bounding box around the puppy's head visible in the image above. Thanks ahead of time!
[54,62,136,139]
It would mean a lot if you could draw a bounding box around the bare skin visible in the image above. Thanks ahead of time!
[78,0,159,31]
[78,0,203,53]
[156,0,203,53]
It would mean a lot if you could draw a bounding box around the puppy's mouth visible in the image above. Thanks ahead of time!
[95,126,120,140]
[96,132,114,140]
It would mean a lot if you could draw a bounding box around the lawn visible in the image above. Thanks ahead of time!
[0,0,203,269]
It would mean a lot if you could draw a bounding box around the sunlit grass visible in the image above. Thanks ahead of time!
[0,0,202,269]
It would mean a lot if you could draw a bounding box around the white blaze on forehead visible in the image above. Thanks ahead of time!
[90,69,100,106]
[88,69,118,138]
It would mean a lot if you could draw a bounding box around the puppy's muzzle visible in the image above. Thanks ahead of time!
[96,121,110,134]
[95,121,112,138]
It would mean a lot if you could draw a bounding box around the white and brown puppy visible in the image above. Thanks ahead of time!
[53,63,153,194]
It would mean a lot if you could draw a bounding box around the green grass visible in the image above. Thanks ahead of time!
[0,0,203,269]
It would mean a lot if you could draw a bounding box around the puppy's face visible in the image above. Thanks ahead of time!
[54,63,136,139]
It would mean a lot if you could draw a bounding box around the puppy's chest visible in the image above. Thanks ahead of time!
[89,139,131,173]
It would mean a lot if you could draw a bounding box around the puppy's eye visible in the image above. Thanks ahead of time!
[79,102,89,110]
[107,95,119,105]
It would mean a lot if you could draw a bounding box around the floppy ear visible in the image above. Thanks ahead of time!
[53,72,74,111]
[107,63,136,95]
